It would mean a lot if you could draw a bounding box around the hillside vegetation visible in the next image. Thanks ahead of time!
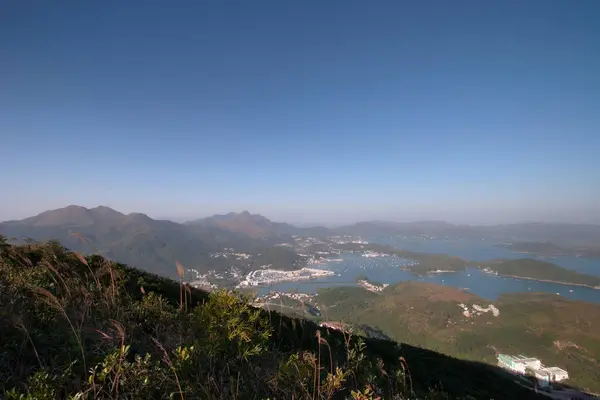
[0,237,547,399]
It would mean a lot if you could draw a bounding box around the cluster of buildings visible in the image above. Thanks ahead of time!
[358,279,389,293]
[238,267,335,287]
[362,250,390,258]
[482,267,499,276]
[458,303,500,318]
[328,236,369,245]
[186,268,217,290]
[257,291,313,302]
[209,248,251,260]
[497,354,569,387]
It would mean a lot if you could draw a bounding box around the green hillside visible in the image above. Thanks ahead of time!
[0,238,548,399]
[313,282,600,393]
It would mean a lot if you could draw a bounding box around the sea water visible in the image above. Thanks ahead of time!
[259,239,600,304]
[373,236,600,277]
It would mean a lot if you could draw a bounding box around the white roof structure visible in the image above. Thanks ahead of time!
[541,367,569,377]
[512,355,540,363]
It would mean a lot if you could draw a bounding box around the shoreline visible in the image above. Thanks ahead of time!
[491,273,600,290]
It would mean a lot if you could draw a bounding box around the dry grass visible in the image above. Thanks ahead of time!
[152,337,184,400]
[176,261,185,312]
[29,285,87,371]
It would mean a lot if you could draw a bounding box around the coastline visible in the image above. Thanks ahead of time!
[492,273,600,290]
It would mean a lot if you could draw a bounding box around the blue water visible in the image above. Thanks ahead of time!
[259,239,600,305]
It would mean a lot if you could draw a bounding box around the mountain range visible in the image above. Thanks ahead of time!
[2,205,600,279]
[0,205,295,278]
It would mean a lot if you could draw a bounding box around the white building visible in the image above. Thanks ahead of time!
[540,366,569,382]
[497,354,569,387]
[534,369,553,388]
[497,354,541,374]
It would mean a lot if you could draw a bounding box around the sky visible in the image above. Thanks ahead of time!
[1,0,599,225]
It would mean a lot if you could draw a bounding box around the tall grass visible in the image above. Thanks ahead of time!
[29,285,87,372]
[152,338,184,400]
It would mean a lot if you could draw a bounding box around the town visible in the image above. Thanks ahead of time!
[238,267,336,287]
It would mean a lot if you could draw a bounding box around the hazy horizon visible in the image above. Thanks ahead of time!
[2,203,600,227]
[2,1,599,226]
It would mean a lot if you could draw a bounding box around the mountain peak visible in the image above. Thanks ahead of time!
[90,205,119,212]
[26,205,94,227]
[126,212,152,222]
[188,211,278,238]
[64,204,88,210]
[90,206,125,218]
[4,205,132,228]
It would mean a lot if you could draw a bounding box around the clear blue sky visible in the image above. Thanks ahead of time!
[1,0,599,224]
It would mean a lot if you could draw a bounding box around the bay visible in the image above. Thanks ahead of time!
[259,239,600,304]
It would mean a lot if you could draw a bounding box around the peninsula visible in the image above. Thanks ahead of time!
[477,259,600,289]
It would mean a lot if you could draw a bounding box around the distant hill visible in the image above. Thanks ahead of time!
[337,221,600,246]
[187,211,289,238]
[187,211,330,239]
[337,220,471,238]
[0,206,299,278]
[500,241,600,258]
[500,241,567,255]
